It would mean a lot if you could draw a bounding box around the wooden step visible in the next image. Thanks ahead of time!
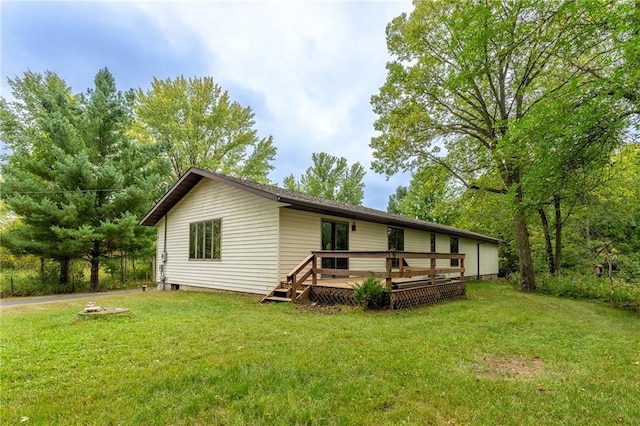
[273,288,291,296]
[263,296,292,302]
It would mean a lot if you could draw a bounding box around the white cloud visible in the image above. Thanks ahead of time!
[119,1,412,207]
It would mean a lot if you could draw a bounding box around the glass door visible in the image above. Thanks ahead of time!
[321,220,349,273]
[388,227,405,268]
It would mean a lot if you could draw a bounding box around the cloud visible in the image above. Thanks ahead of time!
[2,0,414,209]
[129,1,412,206]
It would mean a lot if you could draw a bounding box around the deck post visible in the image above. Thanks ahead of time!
[430,257,436,285]
[399,256,404,278]
[460,257,465,281]
[291,273,298,302]
[312,254,317,285]
[385,256,393,291]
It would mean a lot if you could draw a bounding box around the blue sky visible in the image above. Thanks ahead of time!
[1,0,413,210]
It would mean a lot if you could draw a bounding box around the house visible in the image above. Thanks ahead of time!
[139,168,500,297]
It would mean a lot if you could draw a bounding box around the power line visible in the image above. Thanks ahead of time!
[0,188,127,195]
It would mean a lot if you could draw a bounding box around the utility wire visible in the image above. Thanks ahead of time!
[0,188,127,195]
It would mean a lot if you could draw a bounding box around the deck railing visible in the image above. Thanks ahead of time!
[285,250,465,293]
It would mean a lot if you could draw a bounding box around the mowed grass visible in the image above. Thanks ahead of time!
[1,282,638,425]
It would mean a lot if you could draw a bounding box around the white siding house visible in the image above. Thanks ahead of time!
[141,168,500,295]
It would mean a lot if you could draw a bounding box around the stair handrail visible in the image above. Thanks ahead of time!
[287,253,316,298]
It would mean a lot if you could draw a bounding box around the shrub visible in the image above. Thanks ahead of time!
[353,274,389,310]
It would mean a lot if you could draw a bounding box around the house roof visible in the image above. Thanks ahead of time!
[139,167,500,243]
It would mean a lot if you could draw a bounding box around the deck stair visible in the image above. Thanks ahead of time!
[261,282,311,303]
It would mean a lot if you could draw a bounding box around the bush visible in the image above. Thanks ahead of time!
[353,274,389,310]
[537,273,640,312]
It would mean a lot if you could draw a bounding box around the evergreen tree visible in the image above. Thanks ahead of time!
[1,68,167,291]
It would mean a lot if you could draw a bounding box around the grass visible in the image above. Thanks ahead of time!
[1,281,639,425]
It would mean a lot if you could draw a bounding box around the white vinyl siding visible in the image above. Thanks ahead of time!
[478,242,499,277]
[349,221,388,272]
[159,179,280,294]
[155,217,166,279]
[278,209,321,281]
[404,229,430,269]
[278,208,499,281]
[279,210,390,278]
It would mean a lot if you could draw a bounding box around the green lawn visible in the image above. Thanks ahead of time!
[1,282,638,425]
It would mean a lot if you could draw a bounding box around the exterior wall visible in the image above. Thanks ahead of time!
[278,208,499,281]
[278,209,320,280]
[404,228,430,268]
[278,209,389,278]
[156,217,166,281]
[478,242,499,278]
[156,179,281,294]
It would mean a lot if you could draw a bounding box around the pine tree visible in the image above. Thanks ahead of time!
[1,68,167,291]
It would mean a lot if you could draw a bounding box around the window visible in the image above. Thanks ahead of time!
[450,237,459,267]
[430,233,436,252]
[189,219,221,260]
[388,227,405,268]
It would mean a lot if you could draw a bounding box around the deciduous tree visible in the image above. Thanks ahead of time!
[386,164,460,225]
[371,0,635,291]
[283,152,366,205]
[134,76,276,183]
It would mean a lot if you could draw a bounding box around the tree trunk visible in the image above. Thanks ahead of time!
[59,258,70,285]
[538,207,555,275]
[513,181,536,291]
[40,257,45,284]
[90,241,101,292]
[121,253,126,285]
[553,195,562,275]
[514,210,536,291]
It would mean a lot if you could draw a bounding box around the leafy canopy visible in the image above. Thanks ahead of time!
[135,76,276,183]
[371,0,636,290]
[283,152,366,205]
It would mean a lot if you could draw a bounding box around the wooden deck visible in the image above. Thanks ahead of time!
[262,250,466,309]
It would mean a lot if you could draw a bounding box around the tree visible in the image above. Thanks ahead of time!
[387,186,408,216]
[583,144,640,283]
[283,152,366,205]
[1,69,166,291]
[386,164,460,225]
[134,76,276,183]
[371,0,635,291]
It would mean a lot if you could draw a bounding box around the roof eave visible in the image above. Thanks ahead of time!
[278,197,500,244]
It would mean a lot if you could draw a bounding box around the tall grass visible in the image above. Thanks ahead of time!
[536,273,640,312]
[0,259,153,297]
[1,281,639,425]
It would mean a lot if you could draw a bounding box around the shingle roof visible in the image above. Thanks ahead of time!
[139,167,500,243]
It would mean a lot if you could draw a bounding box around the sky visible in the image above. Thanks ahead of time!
[0,0,414,210]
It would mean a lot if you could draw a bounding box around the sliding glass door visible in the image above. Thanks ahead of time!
[321,220,349,272]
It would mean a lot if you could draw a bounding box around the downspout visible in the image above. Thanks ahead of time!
[477,241,486,280]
